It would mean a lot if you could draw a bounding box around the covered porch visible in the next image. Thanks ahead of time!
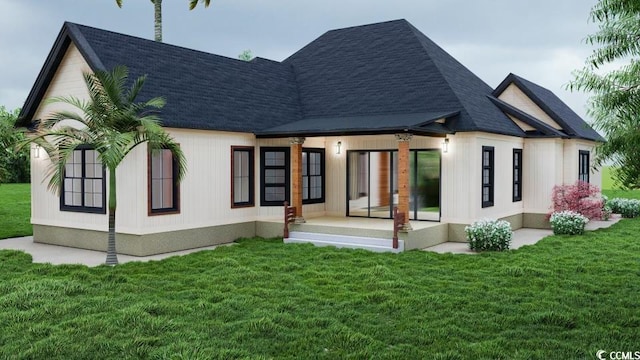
[256,112,457,252]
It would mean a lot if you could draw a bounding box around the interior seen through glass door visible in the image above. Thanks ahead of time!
[347,150,439,221]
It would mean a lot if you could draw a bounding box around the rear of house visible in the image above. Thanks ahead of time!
[19,20,603,255]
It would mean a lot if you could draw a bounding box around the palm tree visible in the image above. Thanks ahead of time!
[115,0,212,42]
[27,65,186,265]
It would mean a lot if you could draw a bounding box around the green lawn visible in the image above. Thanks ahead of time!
[1,220,640,358]
[601,165,618,190]
[0,183,31,239]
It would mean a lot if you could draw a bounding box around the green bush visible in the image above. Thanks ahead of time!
[550,211,589,235]
[465,219,512,252]
[607,198,640,218]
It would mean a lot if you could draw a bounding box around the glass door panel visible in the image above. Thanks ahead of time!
[348,152,369,216]
[411,150,440,221]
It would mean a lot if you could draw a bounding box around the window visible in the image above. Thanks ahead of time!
[148,148,180,215]
[61,147,106,213]
[579,150,590,183]
[260,148,290,206]
[513,149,522,202]
[482,146,494,208]
[302,149,325,204]
[231,146,254,207]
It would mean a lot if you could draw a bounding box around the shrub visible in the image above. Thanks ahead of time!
[550,211,589,235]
[549,181,603,220]
[601,206,612,221]
[607,198,640,218]
[465,219,512,252]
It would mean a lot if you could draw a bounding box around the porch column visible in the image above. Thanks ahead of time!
[395,133,413,231]
[290,137,306,224]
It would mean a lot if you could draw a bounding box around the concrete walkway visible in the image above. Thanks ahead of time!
[0,216,624,265]
[0,237,228,267]
[425,215,622,254]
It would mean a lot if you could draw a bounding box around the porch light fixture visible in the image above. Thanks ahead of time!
[442,138,449,153]
[335,141,342,155]
[34,145,41,158]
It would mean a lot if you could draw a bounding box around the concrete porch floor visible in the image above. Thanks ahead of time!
[295,216,441,231]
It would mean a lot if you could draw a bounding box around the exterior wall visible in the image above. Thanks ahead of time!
[522,138,564,215]
[34,222,255,256]
[562,139,602,188]
[30,43,108,232]
[256,137,327,220]
[498,83,563,130]
[140,129,256,234]
[441,132,525,224]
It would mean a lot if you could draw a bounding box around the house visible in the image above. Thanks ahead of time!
[18,19,604,255]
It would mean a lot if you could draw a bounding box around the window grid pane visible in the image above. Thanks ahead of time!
[232,149,254,206]
[150,149,175,211]
[301,150,324,202]
[482,147,494,207]
[62,148,104,211]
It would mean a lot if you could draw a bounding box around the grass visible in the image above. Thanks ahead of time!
[0,183,31,239]
[1,184,639,357]
[601,166,640,199]
[1,220,640,359]
[602,166,618,190]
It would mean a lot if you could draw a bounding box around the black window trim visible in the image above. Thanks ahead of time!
[579,150,590,183]
[513,148,523,202]
[231,146,255,208]
[60,145,107,214]
[148,147,181,215]
[260,147,290,207]
[482,146,495,208]
[302,148,326,205]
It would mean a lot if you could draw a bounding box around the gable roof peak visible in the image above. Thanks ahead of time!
[493,73,604,142]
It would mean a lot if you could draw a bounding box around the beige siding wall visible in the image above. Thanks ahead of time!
[30,43,109,231]
[522,138,564,214]
[562,139,602,188]
[33,44,91,121]
[498,83,563,130]
[441,132,525,224]
[139,129,256,234]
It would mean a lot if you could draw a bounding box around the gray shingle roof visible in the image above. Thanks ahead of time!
[282,19,525,137]
[493,73,604,142]
[21,22,302,132]
[18,19,599,143]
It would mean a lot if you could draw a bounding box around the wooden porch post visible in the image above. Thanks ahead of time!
[290,137,306,223]
[395,133,412,231]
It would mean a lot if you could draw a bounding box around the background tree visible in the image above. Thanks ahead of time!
[115,0,212,42]
[238,49,254,61]
[569,0,640,189]
[27,66,186,265]
[0,106,29,184]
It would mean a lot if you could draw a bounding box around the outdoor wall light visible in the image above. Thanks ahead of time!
[442,138,449,153]
[336,141,342,155]
[34,145,41,158]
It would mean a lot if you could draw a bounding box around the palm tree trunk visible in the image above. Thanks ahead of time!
[154,0,162,42]
[105,167,119,265]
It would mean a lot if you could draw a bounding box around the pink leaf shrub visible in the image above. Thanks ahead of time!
[549,181,603,220]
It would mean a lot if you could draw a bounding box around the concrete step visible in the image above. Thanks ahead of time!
[285,231,404,253]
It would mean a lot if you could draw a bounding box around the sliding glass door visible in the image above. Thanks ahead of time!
[347,149,440,221]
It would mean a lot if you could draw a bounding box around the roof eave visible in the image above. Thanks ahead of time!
[255,126,453,139]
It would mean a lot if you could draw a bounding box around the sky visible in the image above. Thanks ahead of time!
[0,0,600,121]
